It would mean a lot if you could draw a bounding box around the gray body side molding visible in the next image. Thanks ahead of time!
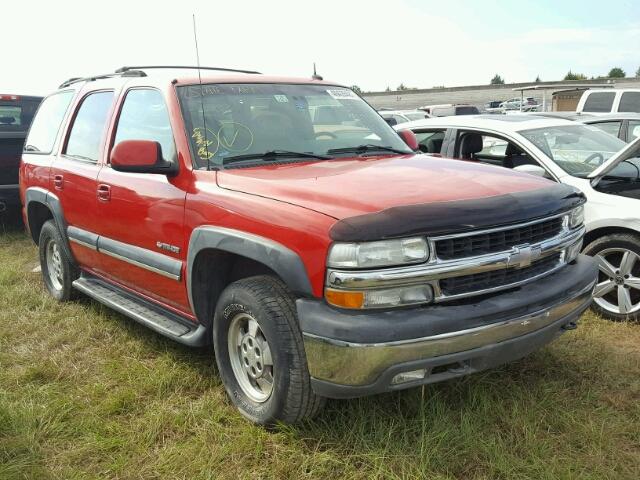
[187,226,314,313]
[24,187,75,264]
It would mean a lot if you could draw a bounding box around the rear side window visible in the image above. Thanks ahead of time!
[65,91,114,162]
[619,92,640,113]
[113,89,176,162]
[24,91,74,153]
[582,92,615,113]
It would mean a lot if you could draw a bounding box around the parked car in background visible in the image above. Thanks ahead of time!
[0,94,42,212]
[576,89,640,115]
[531,112,640,143]
[21,67,595,425]
[379,109,429,126]
[400,114,640,321]
[419,104,479,116]
[484,101,504,114]
[501,97,539,112]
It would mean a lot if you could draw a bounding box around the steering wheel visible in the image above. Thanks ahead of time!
[585,152,604,165]
[315,131,337,139]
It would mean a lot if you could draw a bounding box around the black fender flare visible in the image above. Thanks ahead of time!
[24,187,76,264]
[186,226,314,314]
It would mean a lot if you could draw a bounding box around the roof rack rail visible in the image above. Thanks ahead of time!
[115,65,262,75]
[58,69,147,89]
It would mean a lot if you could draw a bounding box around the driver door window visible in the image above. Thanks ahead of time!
[113,89,176,163]
[415,129,446,155]
[456,131,549,176]
[627,120,640,141]
[589,121,622,139]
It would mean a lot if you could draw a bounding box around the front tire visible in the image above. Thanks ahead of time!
[583,233,640,321]
[38,220,79,302]
[213,275,325,425]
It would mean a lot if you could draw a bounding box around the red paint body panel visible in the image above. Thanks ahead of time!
[217,155,554,220]
[20,73,560,324]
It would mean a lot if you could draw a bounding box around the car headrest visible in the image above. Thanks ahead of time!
[459,133,483,159]
[505,142,523,157]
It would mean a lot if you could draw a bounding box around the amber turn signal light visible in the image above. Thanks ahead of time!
[325,289,364,309]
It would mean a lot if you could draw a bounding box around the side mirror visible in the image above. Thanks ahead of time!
[383,117,398,127]
[110,140,177,175]
[514,164,548,178]
[397,129,419,151]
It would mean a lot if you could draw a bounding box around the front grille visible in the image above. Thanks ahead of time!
[440,253,562,297]
[435,217,564,260]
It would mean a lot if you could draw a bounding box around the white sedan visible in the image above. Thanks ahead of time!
[397,115,640,320]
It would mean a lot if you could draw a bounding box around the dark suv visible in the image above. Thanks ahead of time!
[0,94,42,212]
[21,67,597,425]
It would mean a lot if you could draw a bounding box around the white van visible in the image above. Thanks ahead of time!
[576,89,640,115]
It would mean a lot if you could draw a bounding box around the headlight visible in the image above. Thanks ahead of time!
[568,205,584,229]
[327,237,429,269]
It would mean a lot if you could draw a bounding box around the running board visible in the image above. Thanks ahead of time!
[73,274,208,347]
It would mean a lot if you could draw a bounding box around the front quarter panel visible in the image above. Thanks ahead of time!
[185,170,336,298]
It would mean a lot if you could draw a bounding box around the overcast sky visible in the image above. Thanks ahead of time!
[3,0,639,96]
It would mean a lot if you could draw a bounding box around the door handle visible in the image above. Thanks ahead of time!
[54,174,63,190]
[97,184,111,202]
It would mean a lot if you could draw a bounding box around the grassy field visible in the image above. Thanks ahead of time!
[1,219,639,480]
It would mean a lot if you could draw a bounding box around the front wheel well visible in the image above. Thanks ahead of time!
[190,249,281,328]
[27,202,54,245]
[583,226,640,248]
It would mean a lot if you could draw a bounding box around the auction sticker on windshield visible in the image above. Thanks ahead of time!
[327,88,358,100]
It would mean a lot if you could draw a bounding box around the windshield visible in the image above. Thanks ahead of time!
[177,83,411,167]
[519,124,627,176]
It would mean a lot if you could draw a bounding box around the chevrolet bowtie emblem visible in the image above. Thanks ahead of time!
[507,244,542,269]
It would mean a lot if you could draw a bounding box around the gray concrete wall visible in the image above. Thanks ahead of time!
[363,78,640,111]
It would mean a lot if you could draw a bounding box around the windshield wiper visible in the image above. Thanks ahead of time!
[327,144,410,155]
[24,145,40,152]
[223,150,331,166]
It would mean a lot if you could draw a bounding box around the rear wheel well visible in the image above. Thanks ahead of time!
[191,249,280,328]
[27,202,54,245]
[584,226,640,248]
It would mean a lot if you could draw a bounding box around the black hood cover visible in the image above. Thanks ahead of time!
[330,183,585,242]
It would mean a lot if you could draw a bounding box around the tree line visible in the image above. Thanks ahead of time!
[489,66,639,85]
[350,66,640,94]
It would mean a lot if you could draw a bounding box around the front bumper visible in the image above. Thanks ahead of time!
[298,255,597,399]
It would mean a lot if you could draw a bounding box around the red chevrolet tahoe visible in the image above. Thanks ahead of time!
[20,66,597,425]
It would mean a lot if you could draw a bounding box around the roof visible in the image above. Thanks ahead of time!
[58,67,342,91]
[400,114,577,133]
[530,112,640,122]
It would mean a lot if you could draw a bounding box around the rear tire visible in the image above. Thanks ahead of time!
[213,275,325,425]
[38,220,79,302]
[583,233,640,321]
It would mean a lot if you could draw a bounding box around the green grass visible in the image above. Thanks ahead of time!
[0,219,639,479]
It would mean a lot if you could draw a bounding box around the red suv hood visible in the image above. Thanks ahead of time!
[217,154,554,220]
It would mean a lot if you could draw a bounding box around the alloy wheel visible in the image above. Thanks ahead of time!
[45,239,64,291]
[593,248,640,315]
[227,312,274,403]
